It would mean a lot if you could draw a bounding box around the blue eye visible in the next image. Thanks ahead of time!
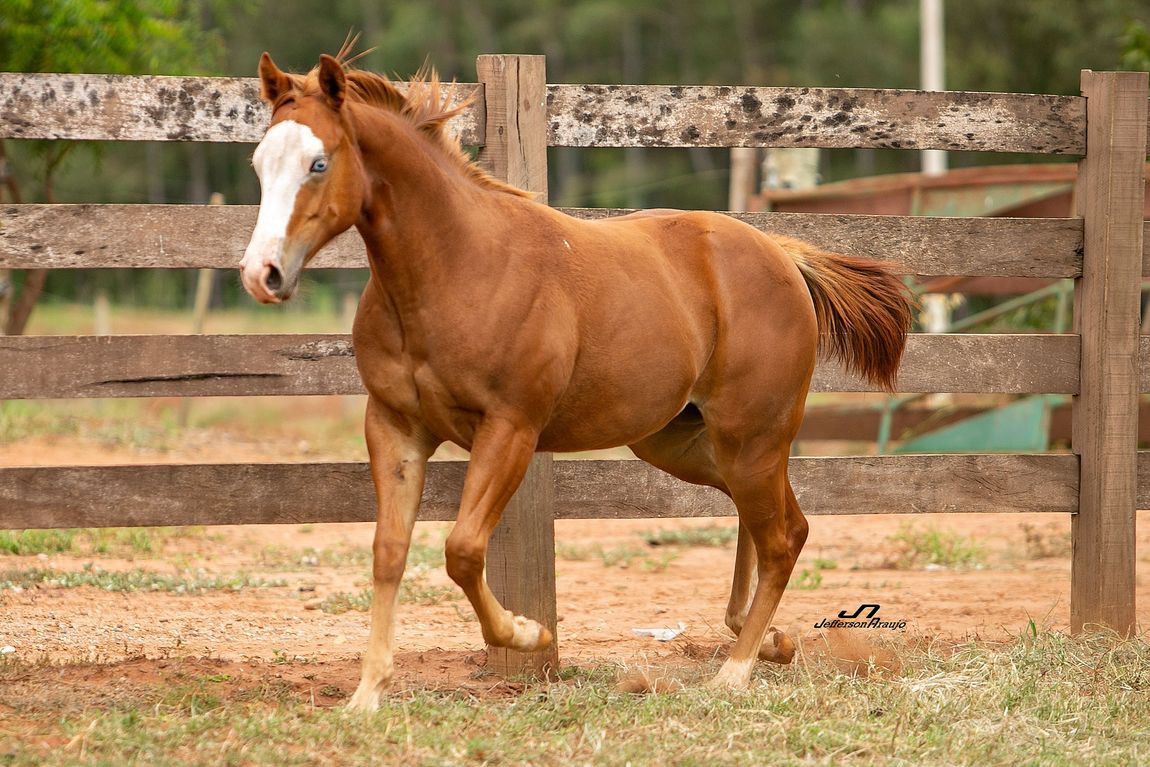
[310,157,329,173]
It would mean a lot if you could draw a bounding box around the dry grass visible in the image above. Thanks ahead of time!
[2,630,1148,766]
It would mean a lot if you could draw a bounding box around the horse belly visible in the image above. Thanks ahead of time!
[536,342,699,452]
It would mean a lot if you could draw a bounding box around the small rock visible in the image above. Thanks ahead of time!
[1,646,15,655]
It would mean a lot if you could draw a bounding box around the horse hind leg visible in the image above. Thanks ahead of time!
[629,407,796,665]
[727,521,799,664]
[707,442,807,689]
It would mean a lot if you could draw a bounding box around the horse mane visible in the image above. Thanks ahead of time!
[280,43,532,199]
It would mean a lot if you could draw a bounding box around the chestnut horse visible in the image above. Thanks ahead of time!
[240,49,911,710]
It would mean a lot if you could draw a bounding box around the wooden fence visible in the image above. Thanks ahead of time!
[1,57,1146,674]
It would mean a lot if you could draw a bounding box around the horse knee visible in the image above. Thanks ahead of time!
[444,534,485,586]
[788,511,809,558]
[372,540,409,583]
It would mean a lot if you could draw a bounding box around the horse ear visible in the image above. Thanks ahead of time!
[258,52,292,104]
[318,54,346,110]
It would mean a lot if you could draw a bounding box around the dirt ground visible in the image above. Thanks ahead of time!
[3,421,1150,708]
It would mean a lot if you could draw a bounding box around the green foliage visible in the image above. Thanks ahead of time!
[0,0,223,75]
[1121,18,1150,71]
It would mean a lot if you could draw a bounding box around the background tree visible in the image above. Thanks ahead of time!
[0,0,230,332]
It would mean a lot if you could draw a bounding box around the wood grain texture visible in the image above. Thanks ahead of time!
[0,74,1082,154]
[0,73,483,143]
[0,454,1078,531]
[546,84,1085,154]
[0,204,1082,278]
[0,204,363,270]
[0,333,1080,399]
[475,55,558,677]
[810,333,1079,394]
[1070,71,1147,636]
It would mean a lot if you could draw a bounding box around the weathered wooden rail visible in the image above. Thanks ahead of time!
[1,58,1145,672]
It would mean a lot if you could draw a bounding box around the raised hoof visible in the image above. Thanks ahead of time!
[758,628,796,664]
[509,615,553,651]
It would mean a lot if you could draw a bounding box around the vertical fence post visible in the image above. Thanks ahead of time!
[1072,69,1147,636]
[475,54,559,677]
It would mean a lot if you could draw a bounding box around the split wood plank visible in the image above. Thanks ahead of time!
[0,204,1083,278]
[0,454,1079,531]
[1070,70,1147,636]
[0,333,1081,399]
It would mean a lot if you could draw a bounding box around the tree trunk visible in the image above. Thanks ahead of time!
[0,139,46,336]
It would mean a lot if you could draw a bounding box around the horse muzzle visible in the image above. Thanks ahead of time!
[240,244,304,304]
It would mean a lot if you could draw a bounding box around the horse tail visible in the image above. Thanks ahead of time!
[774,234,913,392]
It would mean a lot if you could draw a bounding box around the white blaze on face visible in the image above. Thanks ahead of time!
[240,120,325,298]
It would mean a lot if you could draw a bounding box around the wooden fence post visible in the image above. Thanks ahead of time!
[475,54,559,677]
[1071,69,1147,636]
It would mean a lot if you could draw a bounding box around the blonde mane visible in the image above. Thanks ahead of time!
[279,44,531,199]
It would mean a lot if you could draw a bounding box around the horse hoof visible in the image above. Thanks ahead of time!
[705,657,755,691]
[508,615,552,651]
[758,628,795,664]
[346,681,385,712]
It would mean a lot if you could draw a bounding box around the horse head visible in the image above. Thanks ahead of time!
[240,53,367,303]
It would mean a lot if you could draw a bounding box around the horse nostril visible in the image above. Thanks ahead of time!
[264,263,284,294]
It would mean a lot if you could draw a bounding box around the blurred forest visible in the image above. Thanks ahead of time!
[2,0,1150,312]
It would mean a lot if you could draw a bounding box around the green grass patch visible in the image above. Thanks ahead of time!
[642,524,737,547]
[557,542,678,571]
[0,565,286,593]
[319,568,459,614]
[259,539,442,571]
[3,632,1149,766]
[787,568,823,590]
[885,523,987,570]
[0,529,78,555]
[317,588,373,614]
[0,399,181,450]
[259,543,373,570]
[0,526,205,558]
[787,557,837,591]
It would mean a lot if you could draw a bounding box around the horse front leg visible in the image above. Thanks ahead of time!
[347,401,437,712]
[444,416,553,653]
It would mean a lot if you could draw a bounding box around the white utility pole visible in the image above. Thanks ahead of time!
[921,0,947,176]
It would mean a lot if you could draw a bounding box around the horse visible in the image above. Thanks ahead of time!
[239,47,912,711]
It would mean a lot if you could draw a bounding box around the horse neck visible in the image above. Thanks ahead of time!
[350,106,483,283]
